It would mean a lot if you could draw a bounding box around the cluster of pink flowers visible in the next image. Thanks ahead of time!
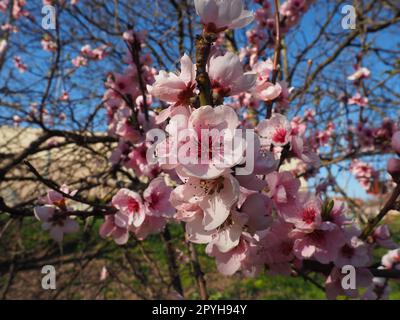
[349,118,397,153]
[349,159,379,193]
[100,177,174,244]
[240,0,314,64]
[12,0,29,19]
[102,30,161,180]
[346,65,370,108]
[41,34,57,52]
[72,44,108,68]
[97,1,400,298]
[12,102,67,127]
[59,91,70,102]
[28,0,399,300]
[94,0,400,299]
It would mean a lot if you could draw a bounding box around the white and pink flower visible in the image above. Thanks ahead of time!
[194,0,254,33]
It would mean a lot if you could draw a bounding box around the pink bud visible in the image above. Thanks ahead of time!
[392,131,400,154]
[387,158,400,181]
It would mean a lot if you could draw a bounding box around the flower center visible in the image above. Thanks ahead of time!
[272,128,287,144]
[212,80,231,97]
[177,82,195,105]
[302,207,317,224]
[127,198,139,212]
[200,177,224,196]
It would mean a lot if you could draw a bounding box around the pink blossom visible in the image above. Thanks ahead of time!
[348,92,368,107]
[171,191,214,243]
[12,0,29,19]
[281,192,322,232]
[329,200,351,227]
[147,54,196,122]
[251,60,289,102]
[171,173,239,231]
[373,225,398,249]
[206,232,257,275]
[208,52,256,97]
[290,222,346,264]
[194,0,254,33]
[257,113,291,147]
[111,188,145,228]
[349,159,379,193]
[185,213,216,243]
[304,109,316,122]
[130,215,167,240]
[315,122,334,147]
[143,176,175,218]
[235,172,268,191]
[347,67,370,81]
[41,35,57,52]
[174,105,243,179]
[125,142,160,179]
[334,235,370,268]
[72,55,87,68]
[108,67,139,97]
[113,105,151,143]
[265,171,300,209]
[91,45,107,60]
[80,44,107,60]
[373,118,397,144]
[258,220,295,276]
[250,135,279,175]
[290,134,321,167]
[240,193,273,233]
[254,82,282,101]
[171,185,203,223]
[275,81,293,108]
[253,59,274,83]
[39,184,77,206]
[207,211,247,253]
[99,215,129,245]
[381,249,400,270]
[13,115,21,127]
[59,91,70,101]
[34,206,79,242]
